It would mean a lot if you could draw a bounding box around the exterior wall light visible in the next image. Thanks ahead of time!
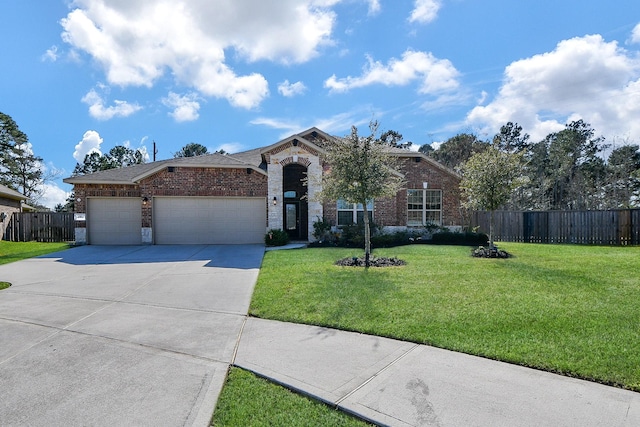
[273,196,277,205]
[142,197,149,205]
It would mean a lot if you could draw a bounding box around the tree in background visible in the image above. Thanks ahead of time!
[73,145,145,175]
[430,133,488,172]
[492,122,530,154]
[606,144,640,208]
[174,142,209,158]
[318,122,404,267]
[379,130,412,150]
[0,112,45,203]
[460,145,524,247]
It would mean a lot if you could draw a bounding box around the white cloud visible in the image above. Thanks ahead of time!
[367,0,381,15]
[73,130,103,162]
[60,0,344,109]
[162,92,201,122]
[214,142,244,154]
[467,34,640,141]
[278,80,307,97]
[631,23,640,44]
[40,183,70,210]
[42,45,59,62]
[82,89,142,120]
[325,50,460,94]
[409,0,441,24]
[252,105,378,138]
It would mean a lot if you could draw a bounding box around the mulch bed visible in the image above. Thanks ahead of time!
[471,246,511,258]
[335,256,407,267]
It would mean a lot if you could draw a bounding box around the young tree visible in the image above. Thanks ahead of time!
[460,145,524,247]
[318,122,404,267]
[174,142,209,158]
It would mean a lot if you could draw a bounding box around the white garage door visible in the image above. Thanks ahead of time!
[88,198,141,245]
[154,197,266,244]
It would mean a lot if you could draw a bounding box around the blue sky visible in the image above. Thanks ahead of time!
[2,0,640,208]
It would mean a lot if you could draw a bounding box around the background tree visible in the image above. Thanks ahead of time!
[492,122,530,154]
[0,112,45,203]
[417,143,434,155]
[460,145,524,247]
[605,144,640,208]
[174,142,209,158]
[430,133,488,171]
[73,145,145,175]
[318,122,404,267]
[379,130,412,150]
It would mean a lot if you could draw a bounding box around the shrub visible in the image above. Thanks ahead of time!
[312,217,333,241]
[265,229,290,246]
[431,230,488,246]
[337,222,380,247]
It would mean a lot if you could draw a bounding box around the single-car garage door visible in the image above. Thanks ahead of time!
[154,197,266,244]
[88,198,142,245]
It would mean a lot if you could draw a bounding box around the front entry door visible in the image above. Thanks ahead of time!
[285,202,300,239]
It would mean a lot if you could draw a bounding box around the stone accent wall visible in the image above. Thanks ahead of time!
[264,144,323,239]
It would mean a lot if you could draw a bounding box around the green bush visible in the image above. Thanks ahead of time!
[265,229,290,246]
[311,217,333,241]
[431,230,488,246]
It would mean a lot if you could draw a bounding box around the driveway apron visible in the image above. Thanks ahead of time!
[0,244,264,427]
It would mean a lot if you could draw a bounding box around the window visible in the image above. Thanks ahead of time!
[337,199,373,226]
[407,189,442,226]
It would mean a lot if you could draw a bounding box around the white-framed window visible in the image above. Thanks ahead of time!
[337,199,373,226]
[407,189,442,226]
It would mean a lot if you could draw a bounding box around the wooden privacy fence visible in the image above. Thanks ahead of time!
[471,209,640,246]
[3,212,75,242]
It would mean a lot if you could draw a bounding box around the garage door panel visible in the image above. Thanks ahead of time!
[88,198,141,245]
[154,197,265,245]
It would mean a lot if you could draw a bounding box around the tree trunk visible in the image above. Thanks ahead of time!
[489,209,494,248]
[363,203,371,268]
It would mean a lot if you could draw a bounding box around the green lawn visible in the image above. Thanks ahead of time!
[250,243,640,391]
[212,368,371,426]
[0,241,70,266]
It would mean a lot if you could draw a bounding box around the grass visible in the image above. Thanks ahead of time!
[250,243,640,391]
[0,241,70,266]
[211,368,371,426]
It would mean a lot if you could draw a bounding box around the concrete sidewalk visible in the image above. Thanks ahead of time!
[235,317,640,427]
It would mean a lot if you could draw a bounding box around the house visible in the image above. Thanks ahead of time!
[63,128,462,245]
[0,184,31,239]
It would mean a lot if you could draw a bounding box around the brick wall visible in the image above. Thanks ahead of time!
[321,157,462,227]
[139,167,267,227]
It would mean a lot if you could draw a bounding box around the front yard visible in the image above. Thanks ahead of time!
[250,243,640,391]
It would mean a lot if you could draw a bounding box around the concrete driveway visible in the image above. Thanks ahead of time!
[0,244,264,426]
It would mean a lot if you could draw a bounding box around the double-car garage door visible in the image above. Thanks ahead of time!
[87,197,266,245]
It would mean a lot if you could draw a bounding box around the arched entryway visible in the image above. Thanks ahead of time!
[282,163,308,240]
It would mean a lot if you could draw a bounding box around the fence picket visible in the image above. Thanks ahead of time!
[4,212,75,242]
[472,209,640,246]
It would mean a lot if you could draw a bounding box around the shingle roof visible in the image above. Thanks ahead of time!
[63,129,460,185]
[0,184,27,201]
[63,152,266,185]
